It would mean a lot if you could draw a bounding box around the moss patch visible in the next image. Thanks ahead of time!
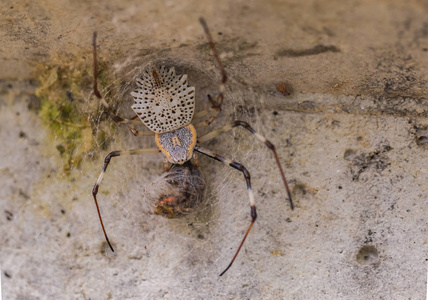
[34,55,115,173]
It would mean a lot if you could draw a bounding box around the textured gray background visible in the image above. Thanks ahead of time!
[1,0,428,299]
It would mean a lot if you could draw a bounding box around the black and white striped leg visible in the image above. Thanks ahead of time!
[194,145,257,276]
[92,148,160,252]
[198,120,294,210]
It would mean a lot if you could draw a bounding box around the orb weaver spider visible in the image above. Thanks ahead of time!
[92,18,294,276]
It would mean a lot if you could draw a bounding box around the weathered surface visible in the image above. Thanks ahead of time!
[1,0,427,299]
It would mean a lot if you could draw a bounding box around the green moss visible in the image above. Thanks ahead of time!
[34,55,115,174]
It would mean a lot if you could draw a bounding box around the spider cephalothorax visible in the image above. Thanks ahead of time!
[91,18,294,276]
[155,124,197,164]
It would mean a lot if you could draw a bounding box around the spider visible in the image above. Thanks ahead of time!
[92,18,294,276]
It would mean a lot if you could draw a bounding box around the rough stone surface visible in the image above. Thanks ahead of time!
[1,0,427,299]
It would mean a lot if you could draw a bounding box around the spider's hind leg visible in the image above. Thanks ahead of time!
[194,145,256,276]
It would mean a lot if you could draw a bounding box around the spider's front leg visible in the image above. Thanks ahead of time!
[193,18,228,127]
[92,148,160,252]
[198,120,294,210]
[92,32,148,136]
[194,145,256,276]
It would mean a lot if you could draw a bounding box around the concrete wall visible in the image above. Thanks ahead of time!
[1,0,427,299]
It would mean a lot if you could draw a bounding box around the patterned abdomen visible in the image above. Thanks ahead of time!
[131,66,195,133]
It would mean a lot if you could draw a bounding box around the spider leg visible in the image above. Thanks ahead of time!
[194,145,256,276]
[127,126,156,137]
[198,18,227,127]
[192,95,223,127]
[192,106,221,122]
[125,116,155,136]
[92,148,161,251]
[198,120,294,210]
[92,32,145,127]
[163,158,170,172]
[127,115,155,136]
[192,152,200,167]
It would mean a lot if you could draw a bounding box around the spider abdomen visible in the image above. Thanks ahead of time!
[131,66,196,133]
[155,124,197,164]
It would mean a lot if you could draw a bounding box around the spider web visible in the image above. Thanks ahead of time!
[88,56,267,262]
[0,50,290,299]
[90,59,287,288]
